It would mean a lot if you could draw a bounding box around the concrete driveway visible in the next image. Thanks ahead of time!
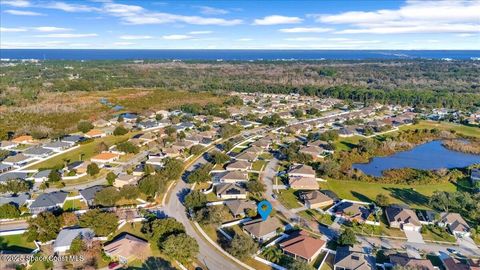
[404,230,425,244]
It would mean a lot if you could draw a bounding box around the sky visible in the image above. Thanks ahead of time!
[0,0,479,50]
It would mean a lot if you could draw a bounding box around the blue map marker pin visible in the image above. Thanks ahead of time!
[257,200,272,221]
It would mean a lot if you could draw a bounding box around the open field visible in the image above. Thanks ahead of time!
[320,179,457,209]
[0,234,36,252]
[400,120,480,138]
[0,88,224,139]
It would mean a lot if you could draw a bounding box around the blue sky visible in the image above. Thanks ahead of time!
[1,0,479,49]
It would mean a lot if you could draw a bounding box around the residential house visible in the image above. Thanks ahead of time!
[0,141,18,150]
[288,164,316,178]
[219,171,249,183]
[252,139,271,149]
[103,233,150,264]
[243,145,263,154]
[84,129,106,138]
[235,151,257,162]
[23,147,52,158]
[0,193,30,207]
[442,256,474,270]
[439,212,471,237]
[61,135,84,145]
[2,154,31,167]
[215,183,247,199]
[29,191,68,214]
[300,191,334,209]
[91,152,120,164]
[114,175,140,188]
[12,135,34,144]
[385,205,422,231]
[334,246,375,270]
[279,231,326,263]
[0,172,28,183]
[334,201,372,223]
[225,200,256,217]
[242,217,282,243]
[299,145,328,159]
[162,147,181,158]
[67,161,90,174]
[389,254,434,270]
[31,170,52,183]
[225,160,252,171]
[53,228,94,253]
[79,185,106,206]
[288,164,318,190]
[43,141,71,152]
[0,163,12,173]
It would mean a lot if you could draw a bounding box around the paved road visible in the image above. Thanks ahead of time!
[0,220,29,232]
[163,152,244,270]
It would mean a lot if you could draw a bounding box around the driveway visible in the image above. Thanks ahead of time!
[404,230,425,244]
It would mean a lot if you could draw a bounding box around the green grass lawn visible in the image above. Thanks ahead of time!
[277,189,302,209]
[28,132,136,170]
[252,160,267,171]
[298,210,335,226]
[333,136,363,151]
[400,120,480,138]
[320,179,456,209]
[63,199,88,211]
[421,225,456,243]
[259,152,273,160]
[0,234,36,253]
[230,147,244,154]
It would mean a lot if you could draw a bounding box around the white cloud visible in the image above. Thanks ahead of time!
[113,42,135,46]
[119,35,152,40]
[1,0,31,7]
[279,27,333,33]
[4,9,44,16]
[189,31,212,35]
[457,33,476,37]
[46,2,100,12]
[33,26,72,32]
[253,15,303,25]
[162,35,193,40]
[0,27,27,32]
[237,38,253,41]
[34,33,98,38]
[314,0,480,35]
[197,6,229,15]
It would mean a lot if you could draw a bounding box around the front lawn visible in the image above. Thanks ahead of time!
[63,199,88,211]
[277,189,302,209]
[421,225,456,243]
[298,210,334,226]
[0,234,36,253]
[252,160,267,172]
[319,179,456,209]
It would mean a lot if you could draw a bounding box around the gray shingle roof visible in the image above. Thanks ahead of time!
[23,147,52,156]
[79,185,105,202]
[30,191,68,208]
[0,193,30,206]
[0,172,28,182]
[54,228,94,249]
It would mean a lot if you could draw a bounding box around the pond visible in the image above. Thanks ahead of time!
[352,140,480,177]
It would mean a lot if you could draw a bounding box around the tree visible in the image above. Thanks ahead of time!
[219,124,241,138]
[0,203,20,219]
[429,191,451,213]
[155,114,163,121]
[116,141,139,154]
[223,141,233,152]
[246,181,265,195]
[79,209,118,236]
[106,172,117,185]
[25,211,61,242]
[161,233,199,263]
[48,170,62,182]
[61,212,78,227]
[189,145,204,156]
[184,190,207,210]
[0,179,30,195]
[119,185,140,200]
[375,194,390,207]
[77,121,93,133]
[262,246,283,263]
[164,126,176,136]
[338,228,357,246]
[69,236,86,255]
[211,151,230,164]
[138,174,166,196]
[293,109,304,118]
[87,163,100,176]
[113,126,128,136]
[142,217,185,243]
[187,164,212,184]
[160,158,184,180]
[95,142,108,153]
[227,234,257,259]
[94,186,120,206]
[194,206,224,226]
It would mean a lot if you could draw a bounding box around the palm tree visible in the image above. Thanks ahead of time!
[262,246,283,263]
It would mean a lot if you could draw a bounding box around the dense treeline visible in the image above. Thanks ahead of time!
[1,60,479,110]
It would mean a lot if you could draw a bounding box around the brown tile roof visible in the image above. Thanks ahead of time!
[91,152,119,161]
[301,191,333,205]
[288,164,315,177]
[103,233,149,260]
[235,151,257,161]
[85,129,105,137]
[390,254,434,270]
[279,231,325,261]
[385,206,421,226]
[288,176,319,190]
[440,212,470,232]
[12,135,33,143]
[243,218,282,238]
[221,171,249,181]
[225,200,256,216]
[334,246,374,270]
[226,160,252,170]
[215,183,247,196]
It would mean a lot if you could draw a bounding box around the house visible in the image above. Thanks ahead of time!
[2,154,32,167]
[288,164,316,178]
[162,147,181,158]
[225,200,256,217]
[31,169,52,183]
[0,163,12,173]
[79,185,105,206]
[439,212,471,237]
[334,246,375,270]
[67,161,90,174]
[43,141,71,152]
[29,191,68,214]
[299,145,328,159]
[300,191,334,209]
[441,256,473,270]
[334,201,372,223]
[93,119,110,128]
[114,175,140,188]
[0,141,18,150]
[252,139,271,149]
[243,145,263,154]
[61,135,84,145]
[385,205,422,231]
[235,151,257,162]
[53,228,94,253]
[23,147,52,158]
[219,171,249,183]
[0,193,30,207]
[289,176,319,190]
[91,152,120,164]
[12,135,34,144]
[389,254,434,270]
[215,183,247,199]
[0,172,28,183]
[226,160,252,171]
[279,231,326,263]
[242,217,282,242]
[103,233,150,264]
[84,129,106,138]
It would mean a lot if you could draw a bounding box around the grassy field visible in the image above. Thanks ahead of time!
[333,135,363,151]
[421,225,456,243]
[0,88,224,139]
[320,179,457,209]
[400,120,480,138]
[0,234,36,252]
[252,160,267,172]
[277,189,302,209]
[63,199,88,211]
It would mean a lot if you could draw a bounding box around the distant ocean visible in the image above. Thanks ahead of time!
[1,49,479,61]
